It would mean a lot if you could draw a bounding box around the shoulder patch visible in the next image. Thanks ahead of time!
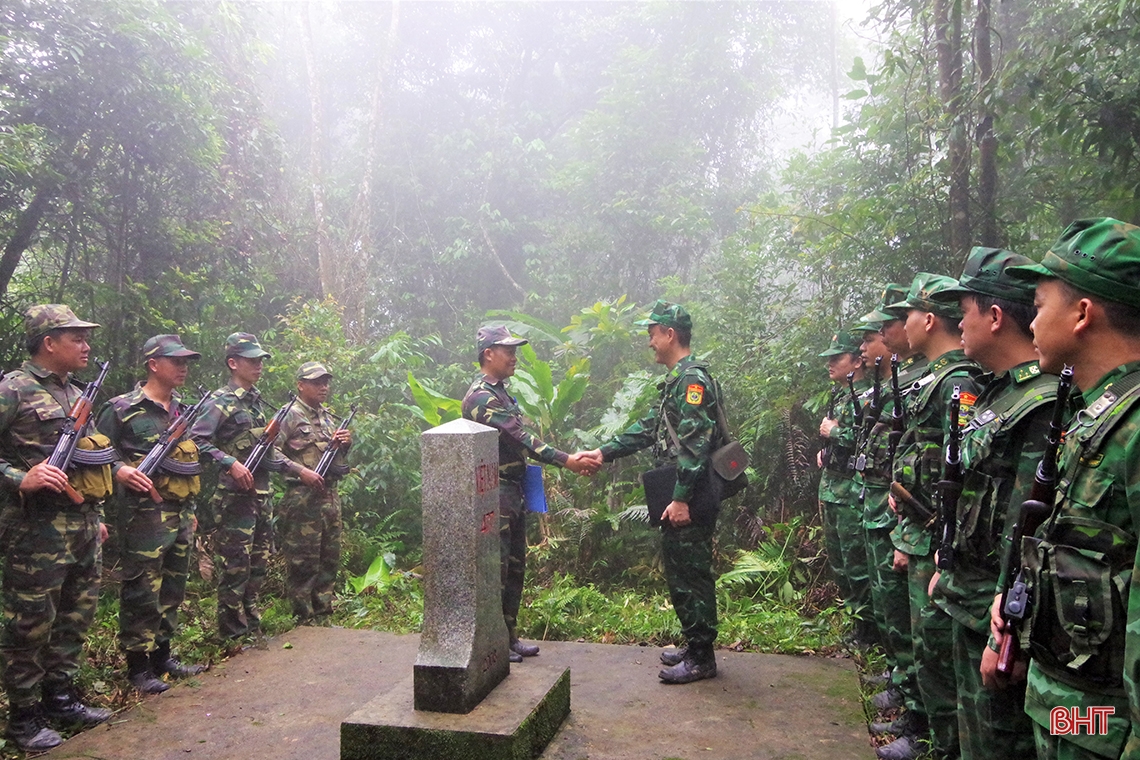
[686,384,704,405]
[958,391,977,427]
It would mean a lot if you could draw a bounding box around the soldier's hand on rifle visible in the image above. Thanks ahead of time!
[115,465,154,495]
[229,461,254,491]
[928,569,940,597]
[892,549,909,572]
[299,467,324,491]
[20,462,70,494]
[888,493,898,513]
[819,418,838,438]
[332,428,352,446]
[99,523,109,544]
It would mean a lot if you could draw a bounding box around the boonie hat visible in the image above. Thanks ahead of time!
[297,361,333,381]
[818,330,862,357]
[887,273,964,319]
[634,300,692,331]
[476,325,528,357]
[1007,218,1140,307]
[225,332,271,359]
[142,334,200,361]
[24,304,99,338]
[930,247,1037,305]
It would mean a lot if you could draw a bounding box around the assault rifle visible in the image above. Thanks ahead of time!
[997,365,1074,675]
[846,372,863,428]
[936,386,964,570]
[820,386,841,469]
[313,404,357,479]
[134,387,212,503]
[242,394,297,487]
[862,357,884,442]
[47,360,111,505]
[888,354,906,465]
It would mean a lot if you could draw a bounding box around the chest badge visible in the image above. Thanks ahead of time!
[686,384,704,405]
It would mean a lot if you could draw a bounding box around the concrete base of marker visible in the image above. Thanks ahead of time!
[341,665,570,760]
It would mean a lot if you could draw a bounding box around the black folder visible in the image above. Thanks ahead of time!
[641,465,720,528]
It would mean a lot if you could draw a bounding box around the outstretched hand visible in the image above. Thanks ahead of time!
[566,451,602,476]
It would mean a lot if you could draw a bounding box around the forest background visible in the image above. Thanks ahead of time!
[2,0,1139,722]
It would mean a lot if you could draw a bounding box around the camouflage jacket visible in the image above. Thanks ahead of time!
[1022,361,1140,757]
[462,373,568,485]
[858,355,925,528]
[931,361,1061,632]
[95,384,196,472]
[891,349,985,556]
[278,398,349,486]
[190,380,297,493]
[819,377,870,504]
[599,355,718,503]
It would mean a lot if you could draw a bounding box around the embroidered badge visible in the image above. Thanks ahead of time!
[958,391,977,427]
[686,384,704,405]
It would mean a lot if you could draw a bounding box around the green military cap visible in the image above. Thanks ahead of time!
[142,334,200,361]
[929,247,1037,305]
[24,304,99,338]
[224,332,271,359]
[634,299,693,331]
[818,330,862,357]
[297,361,333,381]
[1007,218,1140,307]
[476,325,528,357]
[887,272,964,318]
[851,282,909,332]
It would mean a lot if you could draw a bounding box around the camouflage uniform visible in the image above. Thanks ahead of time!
[190,335,300,640]
[889,275,986,758]
[462,330,569,638]
[599,303,720,660]
[1005,219,1140,758]
[277,363,349,621]
[0,306,110,716]
[96,382,200,657]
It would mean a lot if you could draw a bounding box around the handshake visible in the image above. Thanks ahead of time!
[565,449,605,476]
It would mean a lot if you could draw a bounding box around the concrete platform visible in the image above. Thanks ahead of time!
[49,627,871,760]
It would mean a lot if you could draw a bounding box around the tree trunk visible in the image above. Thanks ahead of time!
[934,0,971,256]
[0,184,54,296]
[974,0,998,246]
[301,2,336,301]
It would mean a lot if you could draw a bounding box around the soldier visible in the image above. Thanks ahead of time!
[190,333,322,646]
[462,325,597,663]
[0,305,151,751]
[854,286,929,742]
[96,334,207,694]
[581,301,723,684]
[880,274,986,760]
[999,218,1140,759]
[276,362,351,623]
[924,249,1054,759]
[817,330,867,613]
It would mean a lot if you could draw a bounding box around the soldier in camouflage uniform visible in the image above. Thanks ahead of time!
[854,286,928,740]
[462,325,596,664]
[0,306,152,751]
[880,274,986,760]
[277,362,351,623]
[1001,218,1140,759]
[924,249,1056,759]
[190,333,322,644]
[818,330,874,644]
[583,301,723,684]
[96,334,207,694]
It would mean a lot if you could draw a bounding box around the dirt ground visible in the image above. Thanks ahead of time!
[50,627,871,760]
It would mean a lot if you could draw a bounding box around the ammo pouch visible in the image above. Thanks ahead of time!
[141,439,202,501]
[68,434,115,501]
[1026,516,1132,692]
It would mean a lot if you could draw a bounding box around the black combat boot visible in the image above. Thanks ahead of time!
[509,638,540,658]
[658,647,717,684]
[659,645,688,666]
[870,709,926,737]
[41,678,113,725]
[126,650,170,694]
[151,640,205,678]
[5,703,62,751]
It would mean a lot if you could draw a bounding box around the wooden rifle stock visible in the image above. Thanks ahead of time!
[47,360,111,505]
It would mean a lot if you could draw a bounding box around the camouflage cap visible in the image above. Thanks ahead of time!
[887,272,964,318]
[928,247,1037,306]
[634,299,692,331]
[224,332,271,359]
[142,334,200,361]
[1007,218,1140,307]
[852,283,909,331]
[24,304,99,338]
[297,361,333,381]
[476,325,528,356]
[818,330,862,357]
